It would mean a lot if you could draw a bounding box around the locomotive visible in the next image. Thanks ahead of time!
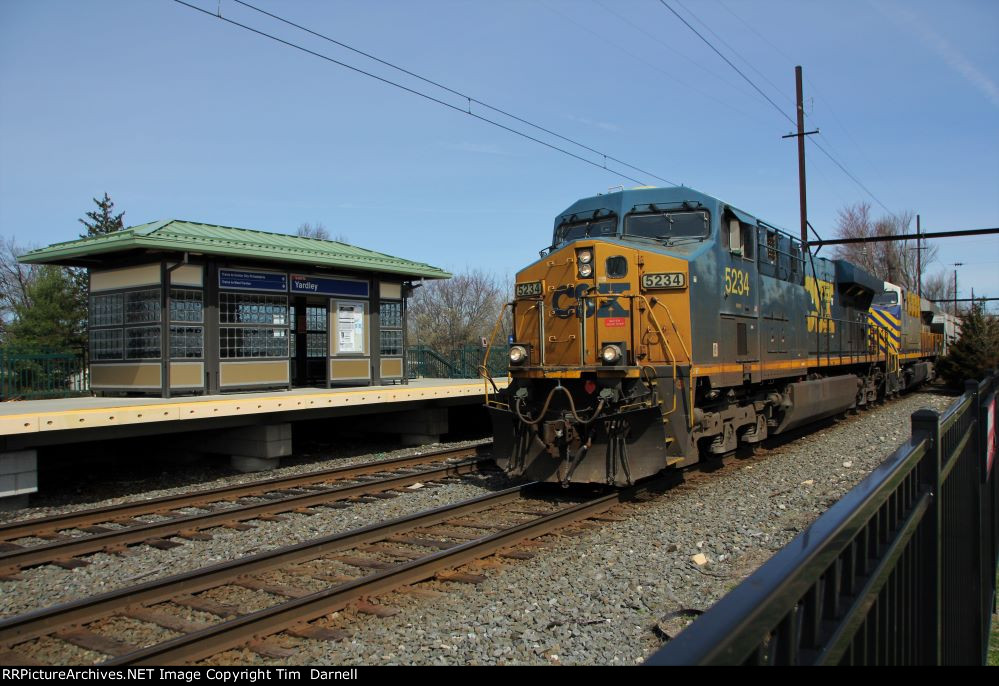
[484,186,943,487]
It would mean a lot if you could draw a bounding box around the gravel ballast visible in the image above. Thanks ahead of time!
[0,390,958,665]
[212,390,955,666]
[0,438,500,617]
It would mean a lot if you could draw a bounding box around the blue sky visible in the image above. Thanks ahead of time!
[1,0,996,306]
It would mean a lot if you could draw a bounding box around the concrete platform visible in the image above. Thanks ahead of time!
[0,378,505,450]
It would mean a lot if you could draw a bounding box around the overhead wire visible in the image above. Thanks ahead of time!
[656,0,899,219]
[172,0,677,187]
[714,0,887,195]
[539,0,775,130]
[673,0,794,109]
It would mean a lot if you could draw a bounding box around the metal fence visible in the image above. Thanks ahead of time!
[0,351,90,401]
[646,371,998,666]
[407,345,508,380]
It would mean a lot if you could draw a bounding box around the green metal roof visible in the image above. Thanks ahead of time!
[19,219,451,279]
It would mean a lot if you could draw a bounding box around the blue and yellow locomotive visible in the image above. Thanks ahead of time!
[485,186,941,486]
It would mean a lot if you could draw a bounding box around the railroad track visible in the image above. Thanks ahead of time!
[0,444,492,576]
[0,477,670,665]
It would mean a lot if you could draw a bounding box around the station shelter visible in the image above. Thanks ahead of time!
[19,220,450,397]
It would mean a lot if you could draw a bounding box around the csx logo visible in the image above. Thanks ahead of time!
[552,283,630,319]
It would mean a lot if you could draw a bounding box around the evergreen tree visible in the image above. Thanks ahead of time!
[78,192,125,238]
[73,193,126,350]
[4,266,87,353]
[936,301,999,388]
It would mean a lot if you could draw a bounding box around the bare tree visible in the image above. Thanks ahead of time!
[297,222,351,244]
[297,222,331,241]
[0,236,38,340]
[831,202,935,290]
[407,270,511,352]
[921,271,954,303]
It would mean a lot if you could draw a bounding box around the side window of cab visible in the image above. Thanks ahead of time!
[723,213,754,261]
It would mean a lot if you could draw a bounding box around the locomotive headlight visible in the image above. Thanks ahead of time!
[509,345,528,365]
[577,249,592,264]
[578,262,593,278]
[600,344,622,364]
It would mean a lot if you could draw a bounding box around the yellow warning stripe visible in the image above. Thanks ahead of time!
[868,310,900,333]
[873,308,901,326]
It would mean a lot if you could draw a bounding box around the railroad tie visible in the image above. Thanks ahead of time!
[443,518,497,530]
[53,628,139,657]
[171,594,240,618]
[221,523,256,532]
[0,649,44,666]
[435,571,487,584]
[351,600,399,617]
[176,529,213,541]
[335,556,395,571]
[384,535,458,549]
[102,545,139,557]
[360,544,425,560]
[121,606,213,634]
[285,624,348,642]
[233,577,314,599]
[247,640,297,659]
[0,542,23,553]
[396,586,446,599]
[142,538,183,550]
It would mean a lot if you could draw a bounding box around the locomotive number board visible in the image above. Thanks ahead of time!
[641,272,686,289]
[515,281,544,298]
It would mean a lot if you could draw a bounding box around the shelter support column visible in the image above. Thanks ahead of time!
[0,449,37,511]
[396,408,448,446]
[201,423,293,472]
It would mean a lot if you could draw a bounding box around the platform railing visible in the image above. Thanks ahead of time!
[645,370,999,666]
[0,351,90,400]
[406,345,508,380]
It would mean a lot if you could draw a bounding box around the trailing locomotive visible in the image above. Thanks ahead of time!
[483,186,942,487]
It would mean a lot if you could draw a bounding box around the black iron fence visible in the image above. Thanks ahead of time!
[646,371,998,666]
[406,345,508,380]
[0,351,89,401]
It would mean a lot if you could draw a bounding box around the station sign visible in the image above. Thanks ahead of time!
[219,269,288,292]
[290,274,369,298]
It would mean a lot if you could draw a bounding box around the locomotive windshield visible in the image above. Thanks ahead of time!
[624,210,709,242]
[554,216,617,246]
[873,291,899,305]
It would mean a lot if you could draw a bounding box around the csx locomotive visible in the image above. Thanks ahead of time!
[484,186,942,486]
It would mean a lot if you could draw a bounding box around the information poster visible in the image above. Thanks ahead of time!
[218,269,287,292]
[337,303,364,353]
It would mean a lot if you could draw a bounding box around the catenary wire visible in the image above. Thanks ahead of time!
[656,0,898,219]
[219,0,677,187]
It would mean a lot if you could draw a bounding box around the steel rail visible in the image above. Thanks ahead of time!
[0,455,492,573]
[0,444,488,542]
[113,479,658,665]
[0,485,532,648]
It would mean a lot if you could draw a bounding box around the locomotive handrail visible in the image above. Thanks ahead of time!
[634,294,679,417]
[649,297,692,363]
[482,301,512,409]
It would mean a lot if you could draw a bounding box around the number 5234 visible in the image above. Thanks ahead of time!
[725,267,750,296]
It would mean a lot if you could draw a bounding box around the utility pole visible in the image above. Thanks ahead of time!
[952,262,963,315]
[782,66,819,250]
[916,214,921,297]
